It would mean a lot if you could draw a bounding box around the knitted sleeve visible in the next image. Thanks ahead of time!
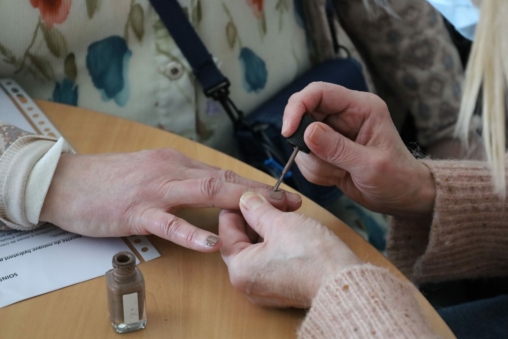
[0,122,60,230]
[387,158,508,284]
[298,265,440,339]
[333,0,464,146]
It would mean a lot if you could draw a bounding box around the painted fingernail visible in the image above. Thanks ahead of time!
[269,190,285,200]
[240,192,265,210]
[205,236,220,247]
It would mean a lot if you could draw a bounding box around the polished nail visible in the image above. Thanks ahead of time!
[240,192,265,210]
[269,190,285,200]
[205,236,220,247]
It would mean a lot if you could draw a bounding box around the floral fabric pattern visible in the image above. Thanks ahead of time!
[238,47,267,93]
[222,4,268,93]
[0,0,310,145]
[247,0,263,18]
[86,36,132,107]
[30,0,72,28]
[52,78,78,105]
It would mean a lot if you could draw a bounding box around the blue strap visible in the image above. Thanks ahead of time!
[148,0,229,95]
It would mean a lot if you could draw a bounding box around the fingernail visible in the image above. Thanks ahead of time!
[308,124,326,145]
[287,192,302,205]
[269,190,284,200]
[281,120,288,135]
[240,192,265,210]
[205,236,220,247]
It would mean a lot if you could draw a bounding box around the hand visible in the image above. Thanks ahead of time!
[40,149,302,252]
[219,192,362,308]
[282,82,436,217]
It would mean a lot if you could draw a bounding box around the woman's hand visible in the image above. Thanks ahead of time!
[40,149,302,252]
[282,82,436,217]
[219,192,362,308]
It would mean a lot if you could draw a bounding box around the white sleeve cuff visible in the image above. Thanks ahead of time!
[25,137,72,224]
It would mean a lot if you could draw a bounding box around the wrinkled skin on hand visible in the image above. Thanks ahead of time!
[40,149,302,252]
[282,82,436,217]
[219,192,362,308]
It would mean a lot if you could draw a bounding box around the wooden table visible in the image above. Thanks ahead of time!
[0,102,455,339]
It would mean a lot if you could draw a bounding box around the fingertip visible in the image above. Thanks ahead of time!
[282,99,306,137]
[240,192,267,211]
[304,122,328,147]
[204,235,222,252]
[286,192,302,211]
[281,118,289,136]
[219,208,232,217]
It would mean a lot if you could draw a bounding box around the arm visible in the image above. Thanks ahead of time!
[388,158,508,284]
[282,83,507,284]
[299,265,439,339]
[0,125,303,252]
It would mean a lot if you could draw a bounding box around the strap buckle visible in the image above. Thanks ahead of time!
[205,80,231,100]
[205,80,245,127]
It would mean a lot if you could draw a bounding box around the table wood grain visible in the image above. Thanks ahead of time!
[0,101,455,339]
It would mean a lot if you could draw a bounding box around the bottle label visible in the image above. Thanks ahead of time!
[122,292,140,324]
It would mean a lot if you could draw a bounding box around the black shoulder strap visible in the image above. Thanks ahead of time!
[149,0,228,96]
[149,0,340,126]
[149,0,244,125]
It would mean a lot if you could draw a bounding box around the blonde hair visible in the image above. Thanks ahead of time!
[455,0,508,196]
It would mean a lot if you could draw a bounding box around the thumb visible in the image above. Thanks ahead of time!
[305,122,367,173]
[239,192,283,238]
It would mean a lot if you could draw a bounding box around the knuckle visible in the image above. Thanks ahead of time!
[184,227,199,246]
[229,265,249,293]
[287,92,300,104]
[200,177,222,198]
[219,169,237,183]
[161,216,182,240]
[327,136,346,165]
[307,81,325,91]
[365,93,389,114]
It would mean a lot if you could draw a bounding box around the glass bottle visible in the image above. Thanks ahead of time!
[105,251,147,333]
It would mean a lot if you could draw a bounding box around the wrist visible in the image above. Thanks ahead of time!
[412,162,436,216]
[39,153,73,223]
[308,244,363,305]
[388,161,435,218]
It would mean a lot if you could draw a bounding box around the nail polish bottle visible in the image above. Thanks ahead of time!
[105,252,147,333]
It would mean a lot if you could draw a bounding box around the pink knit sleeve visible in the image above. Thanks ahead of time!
[298,265,440,339]
[387,158,508,284]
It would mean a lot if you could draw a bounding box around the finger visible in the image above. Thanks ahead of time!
[183,168,303,212]
[282,82,382,137]
[165,179,302,211]
[295,152,345,186]
[185,168,275,190]
[304,122,368,174]
[238,192,284,238]
[218,209,253,263]
[138,208,222,253]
